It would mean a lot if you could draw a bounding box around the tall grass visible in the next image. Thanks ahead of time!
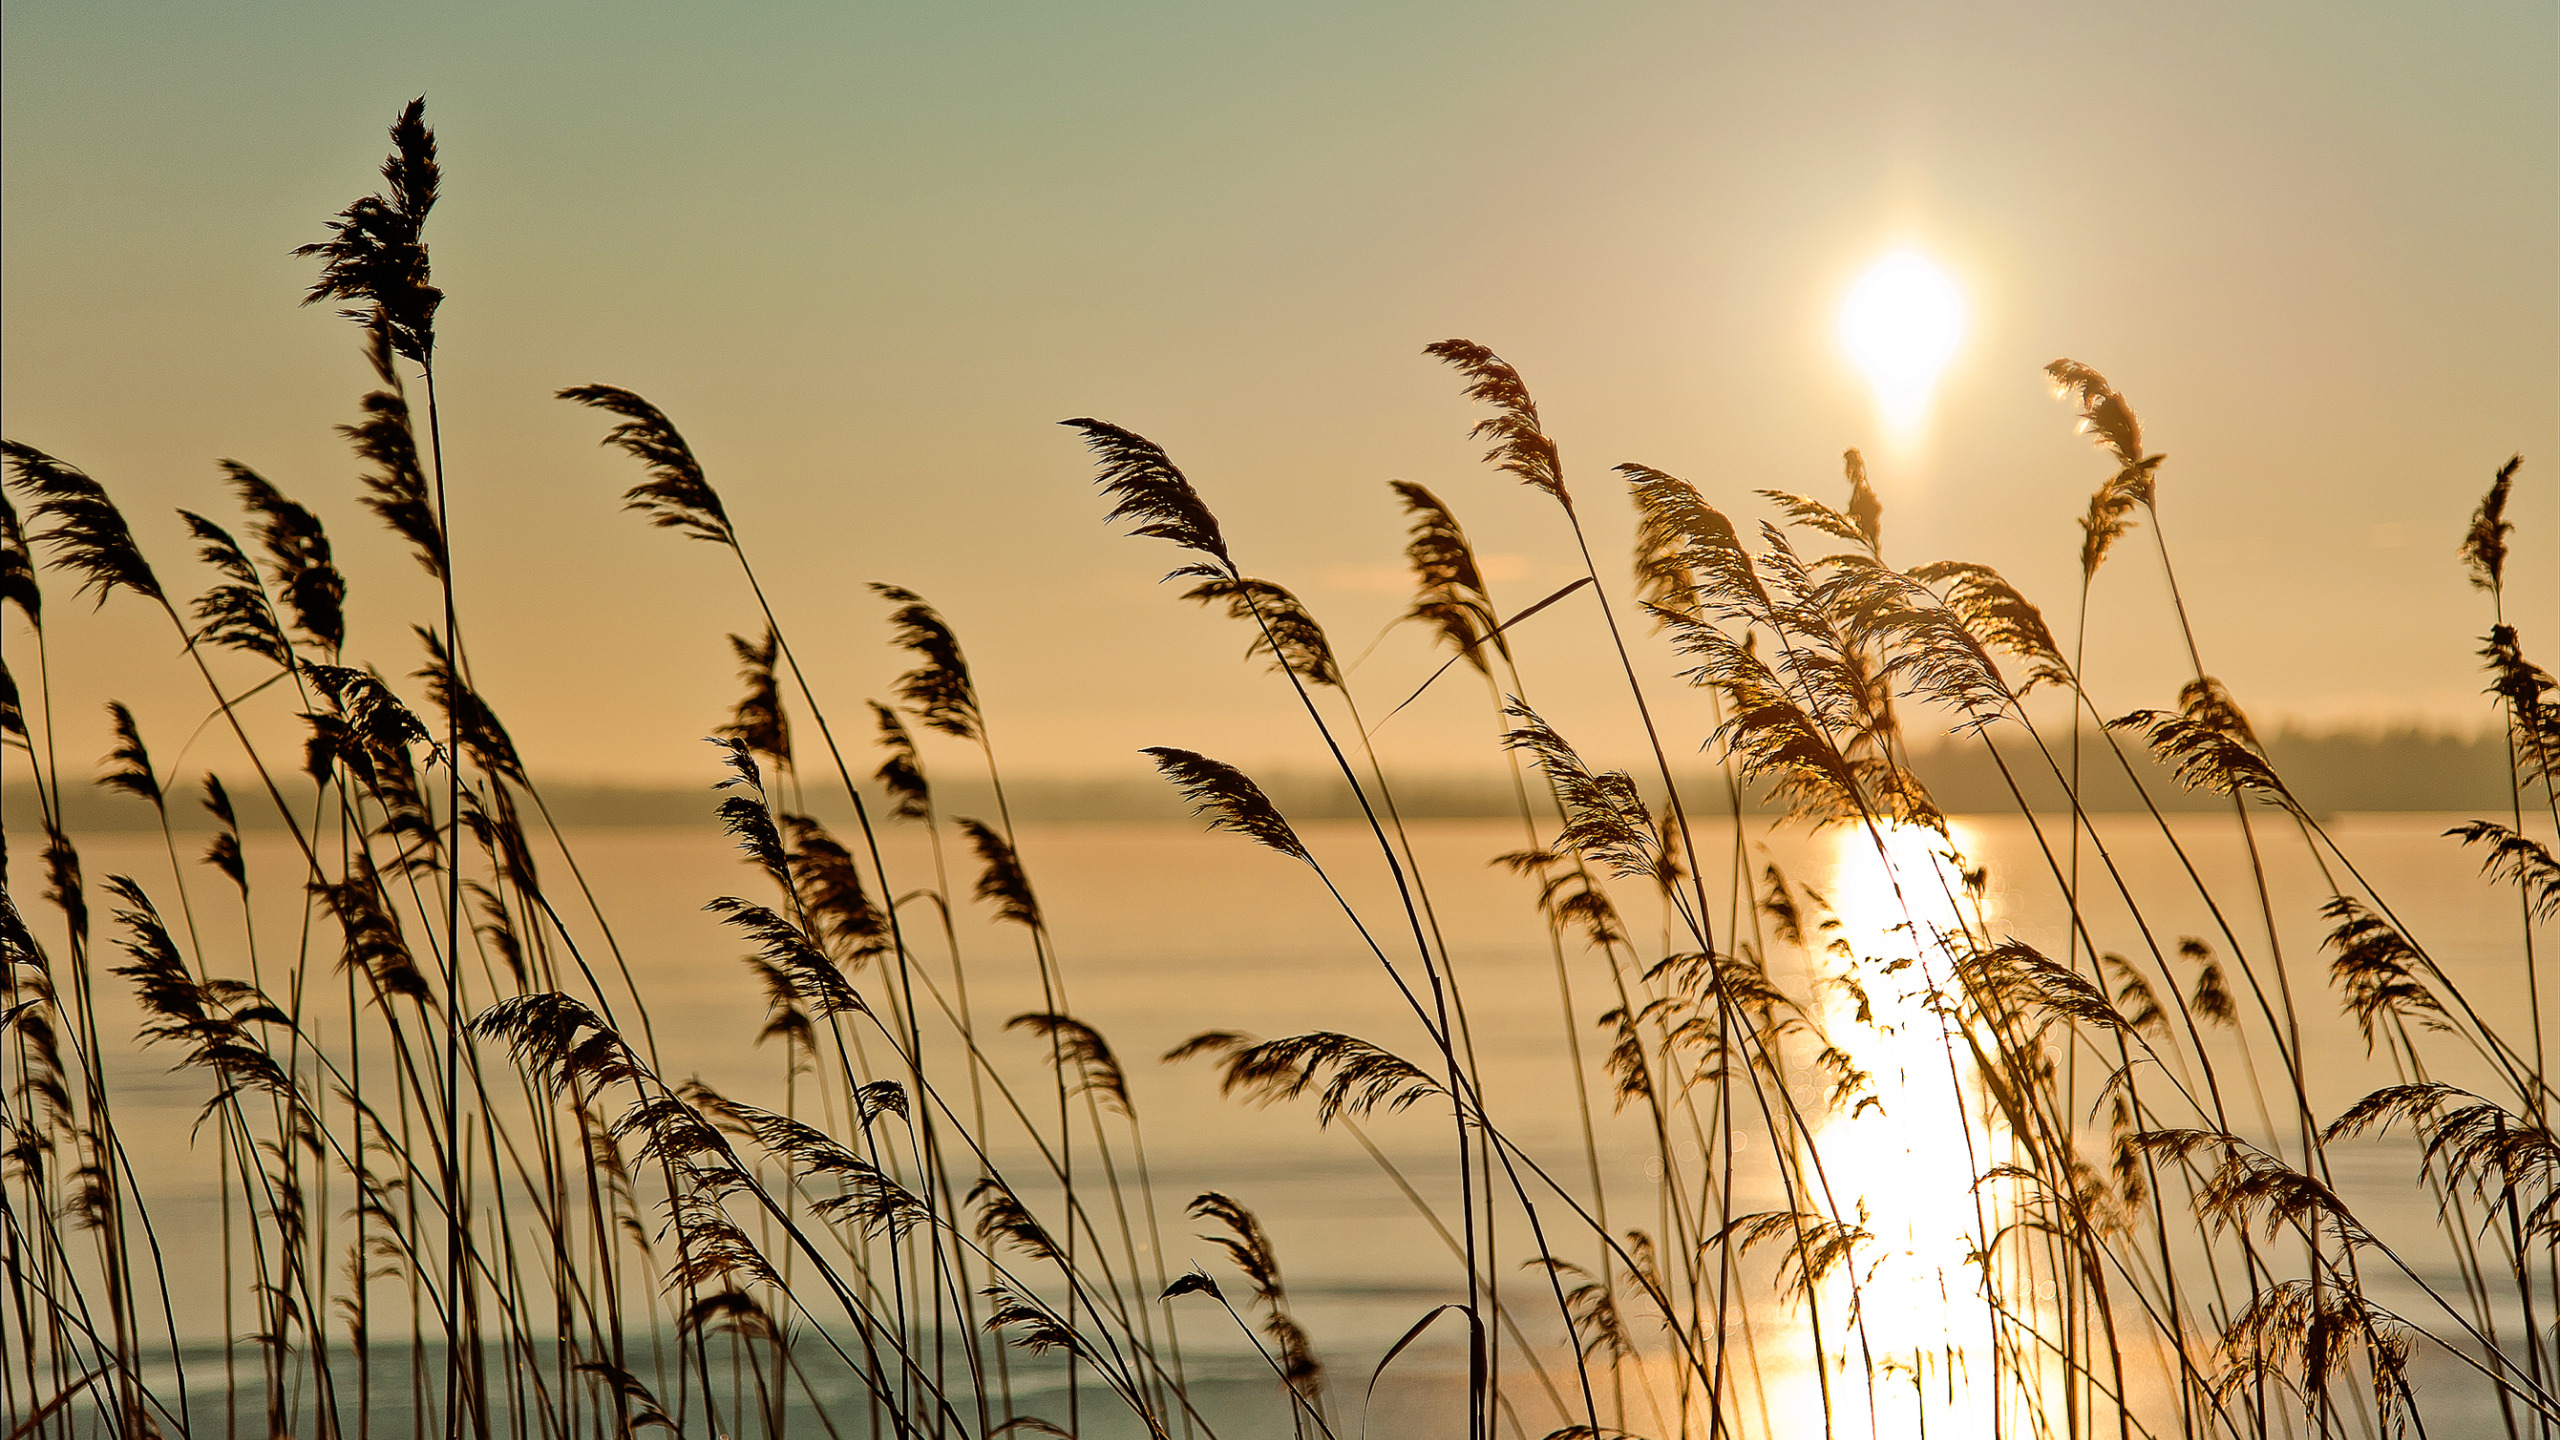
[2,100,2553,1440]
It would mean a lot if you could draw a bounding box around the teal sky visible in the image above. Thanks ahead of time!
[6,1,2553,785]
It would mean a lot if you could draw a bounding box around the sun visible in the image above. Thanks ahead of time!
[1839,250,1966,437]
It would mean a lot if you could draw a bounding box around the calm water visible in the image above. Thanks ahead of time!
[15,809,2550,1436]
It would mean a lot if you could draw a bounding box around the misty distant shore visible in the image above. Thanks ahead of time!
[9,727,2518,831]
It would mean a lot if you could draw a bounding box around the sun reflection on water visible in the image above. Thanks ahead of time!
[1761,820,2023,1438]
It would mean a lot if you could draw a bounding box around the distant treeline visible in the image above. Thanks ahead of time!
[10,727,2516,832]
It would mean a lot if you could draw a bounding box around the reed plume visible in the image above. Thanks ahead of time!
[343,319,447,578]
[2,442,163,606]
[296,97,441,364]
[1165,1030,1442,1125]
[870,702,932,821]
[1392,480,1504,668]
[1,490,40,629]
[2047,359,2163,578]
[179,511,292,666]
[1423,340,1566,504]
[1008,1014,1133,1117]
[558,385,736,546]
[2444,819,2560,922]
[2461,455,2520,593]
[1062,418,1230,567]
[721,627,793,770]
[873,584,984,740]
[221,460,346,653]
[1187,1192,1324,1409]
[956,818,1041,931]
[1175,570,1341,686]
[1143,747,1310,864]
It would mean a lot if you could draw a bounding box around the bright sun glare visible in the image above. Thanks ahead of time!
[1839,251,1965,437]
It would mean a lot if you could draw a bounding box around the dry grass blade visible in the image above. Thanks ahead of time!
[1660,628,1876,830]
[558,385,735,546]
[2178,938,2239,1033]
[1959,940,2141,1036]
[1842,447,1882,550]
[107,876,295,1121]
[1393,480,1487,599]
[970,1177,1066,1264]
[2176,675,2260,748]
[2136,1129,2375,1246]
[711,737,790,888]
[2324,1086,2555,1237]
[1062,418,1230,567]
[726,1098,929,1234]
[2099,952,2169,1038]
[40,824,91,946]
[1813,554,2016,728]
[1531,1258,1635,1364]
[1162,1270,1222,1302]
[1425,339,1565,503]
[2045,359,2150,472]
[1758,447,1879,552]
[2324,1081,2467,1144]
[2483,626,2560,791]
[201,776,246,892]
[706,897,864,1018]
[2047,359,2167,577]
[1144,747,1310,863]
[680,1289,776,1342]
[981,1282,1085,1358]
[313,858,430,1004]
[304,662,433,758]
[572,1361,677,1432]
[666,1190,782,1291]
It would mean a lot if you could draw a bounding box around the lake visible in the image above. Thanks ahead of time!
[12,807,2548,1437]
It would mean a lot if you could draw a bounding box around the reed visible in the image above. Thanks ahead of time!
[2,99,2553,1440]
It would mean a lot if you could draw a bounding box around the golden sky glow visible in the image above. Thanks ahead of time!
[4,2,2552,782]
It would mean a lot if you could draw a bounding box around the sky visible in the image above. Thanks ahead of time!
[5,0,2554,790]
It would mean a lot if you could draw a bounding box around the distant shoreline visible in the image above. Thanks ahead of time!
[7,727,2518,830]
